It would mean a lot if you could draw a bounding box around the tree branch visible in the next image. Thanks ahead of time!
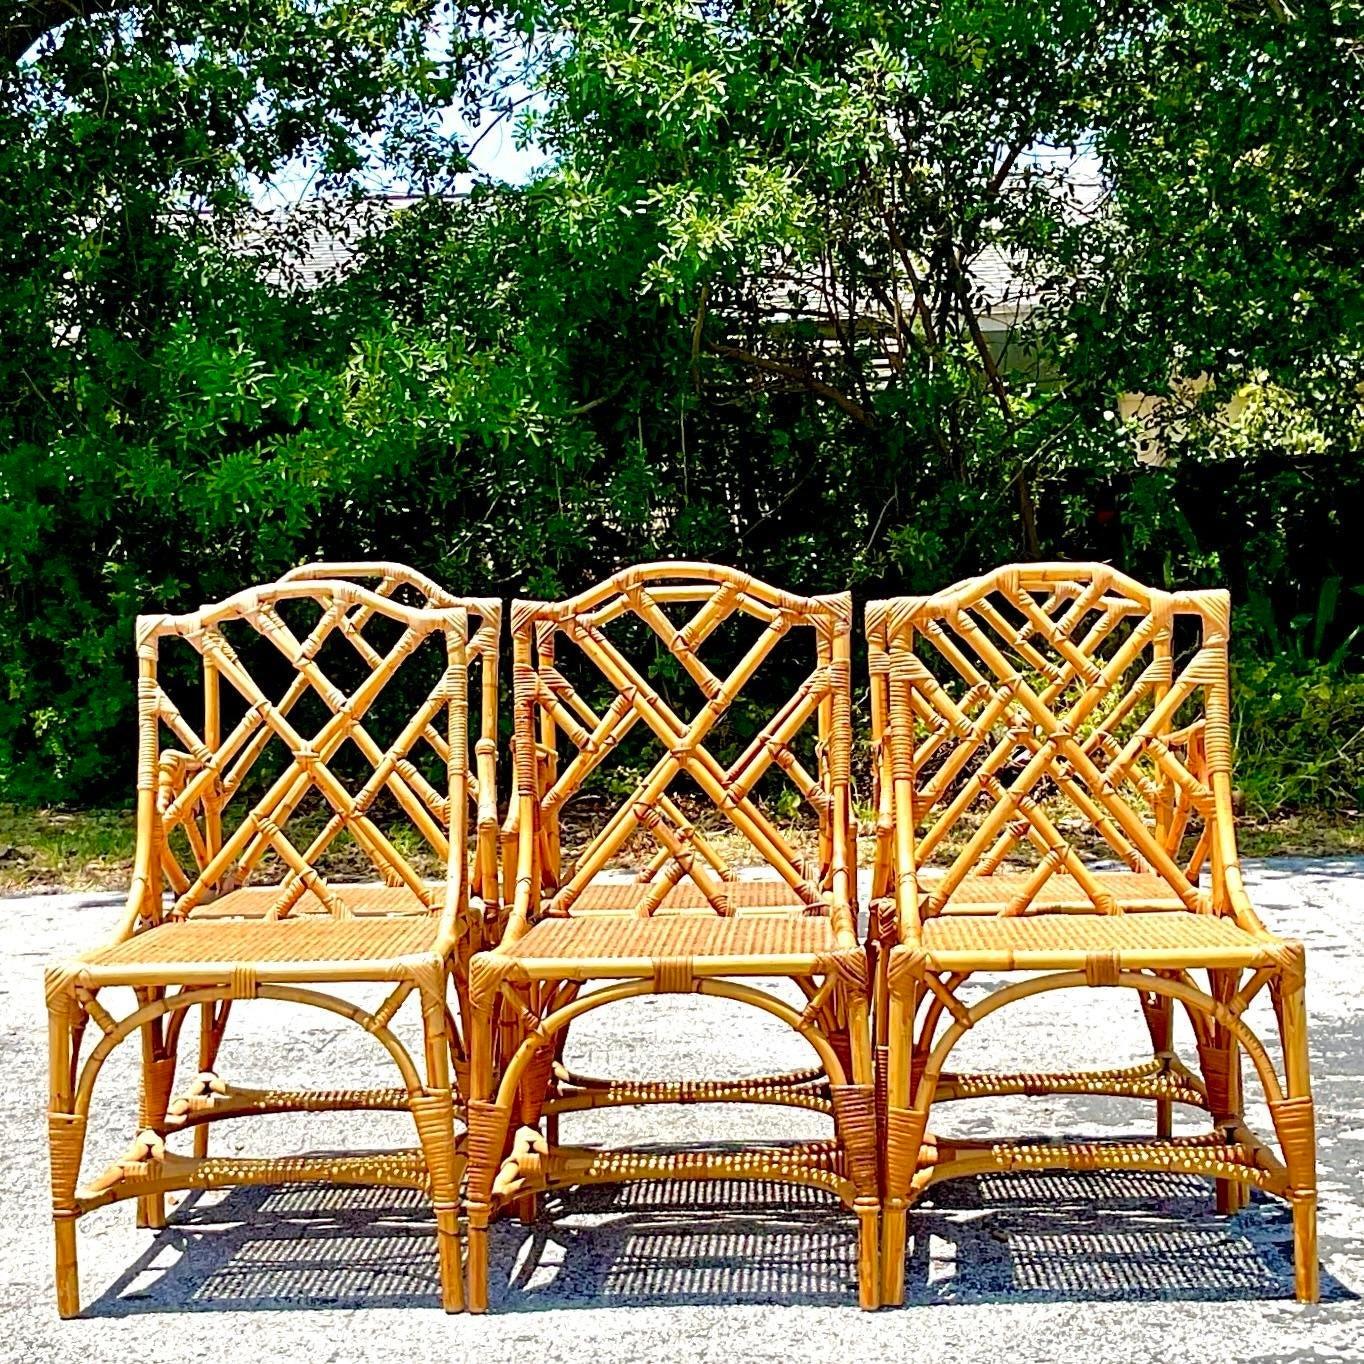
[947,246,1012,423]
[707,342,875,427]
[884,212,938,348]
[3,0,124,63]
[690,283,709,392]
[985,141,1026,198]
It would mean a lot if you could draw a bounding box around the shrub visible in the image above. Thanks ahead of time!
[1232,655,1364,817]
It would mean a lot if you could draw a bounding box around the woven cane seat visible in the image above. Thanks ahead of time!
[80,916,439,971]
[924,871,1187,914]
[921,909,1263,960]
[503,912,839,968]
[185,883,438,919]
[564,877,812,915]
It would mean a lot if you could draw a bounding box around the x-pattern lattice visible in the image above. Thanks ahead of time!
[145,579,472,920]
[275,565,501,854]
[892,568,1218,916]
[516,568,852,916]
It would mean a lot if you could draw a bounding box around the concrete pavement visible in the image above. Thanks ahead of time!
[1,859,1361,1362]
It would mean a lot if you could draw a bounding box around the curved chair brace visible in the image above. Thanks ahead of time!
[915,966,1217,1043]
[910,966,1225,1112]
[128,981,450,1141]
[67,983,433,1218]
[165,989,470,1141]
[914,971,1284,1113]
[495,978,849,1108]
[74,984,426,1119]
[49,975,463,1315]
[466,975,877,1311]
[881,968,1317,1306]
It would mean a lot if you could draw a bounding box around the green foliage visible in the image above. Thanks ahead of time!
[1231,577,1364,818]
[0,0,1361,812]
[1233,653,1364,818]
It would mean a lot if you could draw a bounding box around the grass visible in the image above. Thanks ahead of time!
[0,805,136,893]
[1,799,1361,895]
[1236,813,1364,858]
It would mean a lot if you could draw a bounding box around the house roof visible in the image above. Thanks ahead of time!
[233,195,1044,324]
[226,195,439,289]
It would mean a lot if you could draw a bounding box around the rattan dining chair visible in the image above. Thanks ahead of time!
[492,561,858,1146]
[464,562,879,1310]
[867,563,1318,1306]
[159,562,502,1146]
[45,577,495,1315]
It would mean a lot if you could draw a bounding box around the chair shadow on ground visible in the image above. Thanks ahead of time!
[85,1166,1352,1316]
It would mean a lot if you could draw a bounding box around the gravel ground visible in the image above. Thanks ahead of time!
[0,859,1361,1363]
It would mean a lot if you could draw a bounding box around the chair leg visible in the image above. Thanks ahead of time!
[1274,972,1318,1304]
[135,1200,165,1231]
[417,981,464,1313]
[464,976,510,1314]
[53,1218,79,1320]
[1292,1196,1318,1304]
[857,1205,880,1309]
[880,1201,908,1309]
[879,979,917,1308]
[136,1001,175,1230]
[1141,991,1174,1139]
[1202,970,1248,1216]
[1216,1039,1249,1215]
[843,993,880,1310]
[545,1025,570,1150]
[193,1001,229,1160]
[48,995,83,1318]
[465,1220,488,1313]
[513,1044,554,1225]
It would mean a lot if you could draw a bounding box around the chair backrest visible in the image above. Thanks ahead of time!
[507,562,854,922]
[277,562,502,911]
[868,563,1243,925]
[131,571,495,933]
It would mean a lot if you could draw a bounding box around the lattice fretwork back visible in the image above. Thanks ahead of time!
[869,564,1239,919]
[135,570,494,926]
[510,563,854,918]
[278,563,502,913]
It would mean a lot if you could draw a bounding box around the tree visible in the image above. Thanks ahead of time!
[0,0,506,795]
[509,0,1364,583]
[1,0,1361,804]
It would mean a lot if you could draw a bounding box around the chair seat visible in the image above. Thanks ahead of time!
[500,912,841,979]
[922,870,1187,914]
[72,915,442,985]
[186,877,806,919]
[562,877,812,915]
[918,910,1274,971]
[186,883,439,919]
